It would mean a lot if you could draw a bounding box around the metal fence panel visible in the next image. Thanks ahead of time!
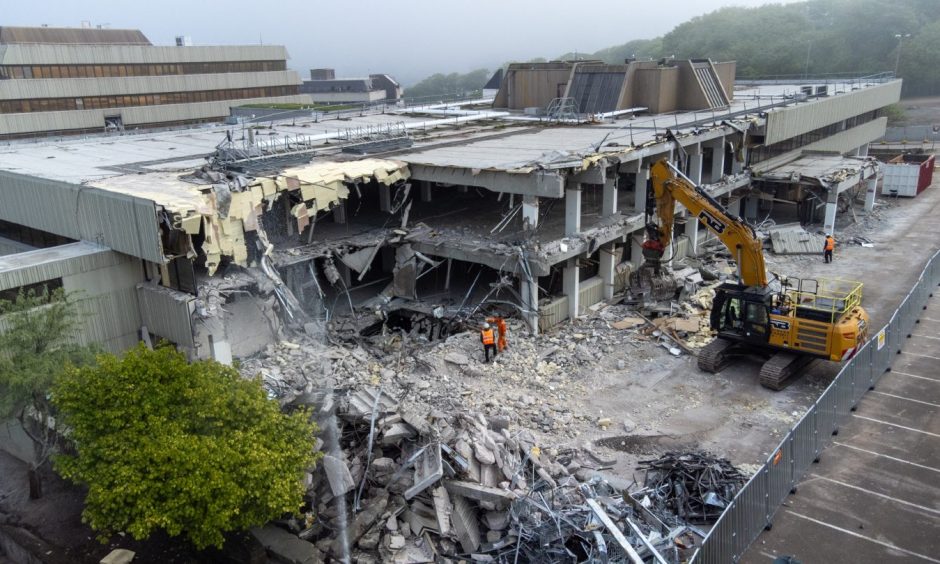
[766,435,794,515]
[791,409,817,481]
[689,249,940,562]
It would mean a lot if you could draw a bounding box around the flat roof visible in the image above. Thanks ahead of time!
[0,80,890,189]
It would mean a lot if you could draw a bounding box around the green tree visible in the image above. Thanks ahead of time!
[0,288,97,499]
[53,345,320,549]
[404,68,490,100]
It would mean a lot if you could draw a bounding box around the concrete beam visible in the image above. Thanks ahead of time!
[563,258,580,320]
[409,164,565,198]
[522,194,539,231]
[633,163,649,211]
[631,234,644,270]
[684,218,699,256]
[864,177,877,212]
[709,138,726,183]
[689,149,703,186]
[565,182,581,237]
[520,277,539,335]
[744,196,759,221]
[602,176,618,217]
[823,190,838,234]
[569,164,606,185]
[599,243,617,300]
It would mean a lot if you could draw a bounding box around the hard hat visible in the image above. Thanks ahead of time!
[483,322,491,329]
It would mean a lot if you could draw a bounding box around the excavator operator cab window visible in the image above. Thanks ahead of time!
[745,301,769,337]
[721,297,745,332]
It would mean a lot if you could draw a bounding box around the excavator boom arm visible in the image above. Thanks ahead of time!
[649,159,767,287]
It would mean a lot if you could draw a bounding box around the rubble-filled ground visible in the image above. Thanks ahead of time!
[233,177,940,562]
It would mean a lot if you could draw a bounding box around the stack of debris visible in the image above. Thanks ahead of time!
[633,452,748,525]
[263,389,708,563]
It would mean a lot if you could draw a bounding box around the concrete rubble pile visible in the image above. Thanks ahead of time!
[264,386,706,563]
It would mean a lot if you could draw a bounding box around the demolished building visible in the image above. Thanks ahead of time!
[0,66,901,364]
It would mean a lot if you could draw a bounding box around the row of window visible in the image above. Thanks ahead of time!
[0,60,287,80]
[0,85,300,114]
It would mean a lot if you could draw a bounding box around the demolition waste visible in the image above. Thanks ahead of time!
[228,197,895,562]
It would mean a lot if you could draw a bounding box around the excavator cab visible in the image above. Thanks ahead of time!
[711,284,773,345]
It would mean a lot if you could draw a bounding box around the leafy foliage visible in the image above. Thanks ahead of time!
[0,288,97,478]
[53,345,320,549]
[404,68,490,100]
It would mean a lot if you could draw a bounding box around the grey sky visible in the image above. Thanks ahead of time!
[4,0,796,85]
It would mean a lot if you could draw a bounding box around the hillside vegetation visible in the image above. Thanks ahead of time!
[406,0,940,98]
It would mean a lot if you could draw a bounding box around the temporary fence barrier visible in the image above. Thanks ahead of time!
[691,248,940,562]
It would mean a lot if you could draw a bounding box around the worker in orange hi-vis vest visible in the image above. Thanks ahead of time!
[487,316,508,352]
[823,234,835,263]
[480,322,497,363]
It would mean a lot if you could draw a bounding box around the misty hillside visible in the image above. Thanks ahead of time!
[406,0,940,99]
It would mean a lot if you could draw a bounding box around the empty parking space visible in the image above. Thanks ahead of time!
[743,292,940,563]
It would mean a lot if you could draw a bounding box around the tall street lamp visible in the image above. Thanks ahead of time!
[894,33,911,77]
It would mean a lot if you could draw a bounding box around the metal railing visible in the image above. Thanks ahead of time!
[691,248,940,562]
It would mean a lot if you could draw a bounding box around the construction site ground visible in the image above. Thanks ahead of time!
[298,169,940,488]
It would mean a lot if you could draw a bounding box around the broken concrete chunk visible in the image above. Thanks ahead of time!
[451,495,481,553]
[100,549,135,564]
[388,534,406,550]
[321,455,355,497]
[382,422,417,445]
[252,526,322,564]
[483,510,509,531]
[404,443,443,500]
[473,442,496,465]
[432,486,453,537]
[443,480,516,505]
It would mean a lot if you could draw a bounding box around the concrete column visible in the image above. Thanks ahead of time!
[419,180,432,202]
[563,258,580,320]
[565,183,582,237]
[710,140,725,183]
[689,147,703,186]
[520,277,539,335]
[379,184,392,212]
[634,163,649,211]
[599,243,617,300]
[727,196,742,217]
[684,218,700,256]
[631,235,644,270]
[858,143,869,157]
[602,175,618,217]
[864,178,877,212]
[522,194,539,231]
[333,202,346,224]
[823,190,839,234]
[744,196,759,221]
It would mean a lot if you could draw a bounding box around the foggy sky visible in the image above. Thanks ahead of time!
[4,0,798,85]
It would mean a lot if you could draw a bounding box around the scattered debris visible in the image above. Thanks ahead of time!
[633,452,748,525]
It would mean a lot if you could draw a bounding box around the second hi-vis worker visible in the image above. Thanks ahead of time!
[486,316,508,352]
[480,322,497,363]
[823,234,835,263]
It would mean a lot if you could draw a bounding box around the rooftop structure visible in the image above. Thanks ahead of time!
[0,74,901,362]
[299,68,401,104]
[0,25,307,139]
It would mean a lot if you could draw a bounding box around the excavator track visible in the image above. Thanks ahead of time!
[759,352,814,390]
[697,338,736,373]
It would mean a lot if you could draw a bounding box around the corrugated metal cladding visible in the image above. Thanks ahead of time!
[0,171,164,263]
[77,287,142,351]
[0,241,121,291]
[136,283,195,349]
[0,27,151,45]
[764,81,901,146]
[568,72,625,113]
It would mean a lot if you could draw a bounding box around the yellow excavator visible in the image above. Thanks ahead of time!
[644,159,870,389]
